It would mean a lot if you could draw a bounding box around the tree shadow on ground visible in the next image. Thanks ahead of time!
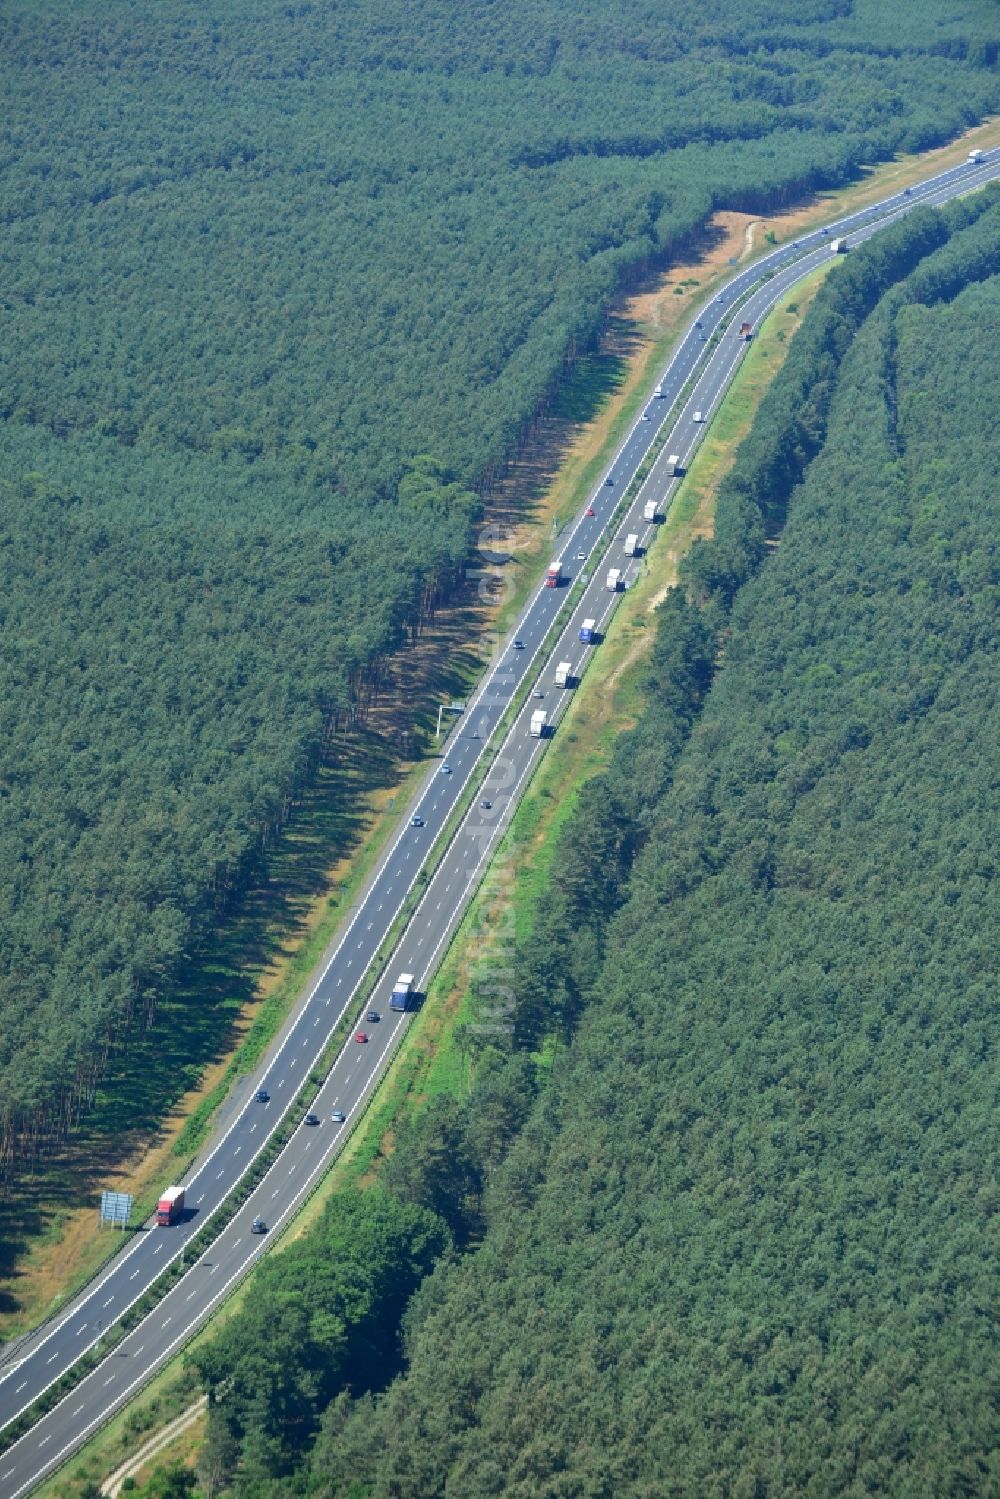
[0,582,492,1325]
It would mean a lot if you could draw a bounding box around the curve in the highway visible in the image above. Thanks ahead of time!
[1,147,997,1499]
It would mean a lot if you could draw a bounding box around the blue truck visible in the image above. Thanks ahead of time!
[390,972,415,1012]
[579,618,596,644]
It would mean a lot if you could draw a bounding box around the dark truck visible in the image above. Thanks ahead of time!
[390,972,415,1012]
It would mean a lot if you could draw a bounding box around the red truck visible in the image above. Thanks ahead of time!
[739,321,753,340]
[156,1185,185,1226]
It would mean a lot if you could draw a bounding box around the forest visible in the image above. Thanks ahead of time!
[2,0,999,1212]
[184,191,1000,1494]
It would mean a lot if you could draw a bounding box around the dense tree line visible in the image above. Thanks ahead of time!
[190,190,1000,1493]
[190,1189,447,1490]
[5,0,994,494]
[0,443,474,1178]
[2,1,999,1192]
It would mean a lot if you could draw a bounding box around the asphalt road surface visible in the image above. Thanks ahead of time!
[1,147,996,1498]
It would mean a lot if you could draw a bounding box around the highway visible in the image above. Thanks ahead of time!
[0,146,996,1497]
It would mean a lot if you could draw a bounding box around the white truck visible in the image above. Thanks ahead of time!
[607,568,622,591]
[969,147,984,164]
[830,237,848,254]
[654,381,666,398]
[643,499,659,523]
[624,533,639,557]
[666,453,682,476]
[555,662,573,688]
[530,709,547,738]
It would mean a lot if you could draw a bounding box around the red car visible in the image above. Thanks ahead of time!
[354,1030,369,1044]
[586,505,595,517]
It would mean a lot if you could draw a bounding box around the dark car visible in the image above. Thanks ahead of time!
[354,1030,369,1044]
[480,798,492,810]
[411,814,424,827]
[604,475,614,486]
[904,186,912,196]
[251,1217,267,1235]
[365,1009,380,1023]
[256,1088,269,1104]
[331,1109,347,1124]
[695,319,703,328]
[304,1111,320,1126]
[698,333,707,341]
